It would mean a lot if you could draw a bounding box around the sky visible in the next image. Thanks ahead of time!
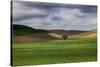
[12,1,97,31]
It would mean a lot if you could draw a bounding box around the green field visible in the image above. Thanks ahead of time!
[12,37,97,66]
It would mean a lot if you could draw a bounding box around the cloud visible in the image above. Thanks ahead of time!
[12,1,97,31]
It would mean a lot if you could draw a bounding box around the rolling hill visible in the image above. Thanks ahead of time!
[12,24,95,43]
[13,24,48,35]
[78,30,97,38]
[12,24,59,43]
[49,30,88,36]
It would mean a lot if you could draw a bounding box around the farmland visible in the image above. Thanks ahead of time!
[12,24,97,66]
[12,37,97,66]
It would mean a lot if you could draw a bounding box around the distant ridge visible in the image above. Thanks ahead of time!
[13,24,48,35]
[49,30,88,36]
[12,24,94,43]
[78,29,97,38]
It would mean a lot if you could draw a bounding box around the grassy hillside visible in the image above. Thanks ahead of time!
[77,30,97,38]
[13,24,48,36]
[12,25,97,66]
[13,24,91,43]
[13,24,60,43]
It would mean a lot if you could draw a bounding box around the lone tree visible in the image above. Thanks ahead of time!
[62,35,68,40]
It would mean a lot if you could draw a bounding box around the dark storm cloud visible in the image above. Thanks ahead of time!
[52,16,63,21]
[14,1,97,13]
[13,14,47,22]
[12,1,97,30]
[21,1,97,12]
[80,6,97,14]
